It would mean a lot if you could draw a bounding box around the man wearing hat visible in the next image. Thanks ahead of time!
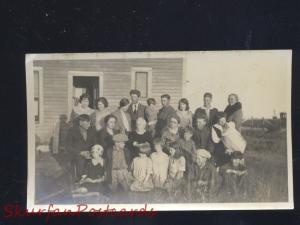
[219,151,248,201]
[189,149,220,202]
[130,142,154,192]
[66,114,97,180]
[105,133,132,192]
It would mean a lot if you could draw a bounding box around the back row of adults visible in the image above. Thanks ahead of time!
[70,90,243,134]
[66,90,244,179]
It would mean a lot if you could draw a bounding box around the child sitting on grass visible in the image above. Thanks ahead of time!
[190,149,219,202]
[72,144,106,195]
[150,138,169,188]
[164,142,186,200]
[219,151,248,201]
[130,142,154,192]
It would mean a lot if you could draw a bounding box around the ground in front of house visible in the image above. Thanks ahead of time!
[34,128,288,205]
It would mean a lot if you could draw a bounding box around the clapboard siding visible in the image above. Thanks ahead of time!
[33,58,183,142]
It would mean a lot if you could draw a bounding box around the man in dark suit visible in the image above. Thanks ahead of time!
[193,92,218,127]
[66,114,97,180]
[127,89,146,130]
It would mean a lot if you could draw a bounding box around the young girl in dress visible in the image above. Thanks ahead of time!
[72,144,106,194]
[150,138,169,188]
[164,142,186,200]
[130,142,154,192]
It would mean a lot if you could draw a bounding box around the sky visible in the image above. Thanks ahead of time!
[183,51,291,119]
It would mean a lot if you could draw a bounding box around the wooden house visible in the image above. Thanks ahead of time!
[32,58,184,143]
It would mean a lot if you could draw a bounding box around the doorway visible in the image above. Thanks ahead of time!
[72,76,99,109]
[68,71,104,116]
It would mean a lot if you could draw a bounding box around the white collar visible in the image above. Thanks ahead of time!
[213,124,223,131]
[201,105,213,110]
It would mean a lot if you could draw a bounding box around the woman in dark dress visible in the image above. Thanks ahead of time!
[97,114,119,156]
[127,117,153,159]
[73,145,106,193]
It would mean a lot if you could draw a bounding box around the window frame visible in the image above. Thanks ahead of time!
[33,67,44,124]
[131,67,152,99]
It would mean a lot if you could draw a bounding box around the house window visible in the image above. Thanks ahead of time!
[131,67,152,98]
[33,67,43,124]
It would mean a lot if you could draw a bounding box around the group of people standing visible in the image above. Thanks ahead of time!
[66,90,248,202]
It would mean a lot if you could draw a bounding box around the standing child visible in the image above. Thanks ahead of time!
[106,134,132,192]
[150,138,169,188]
[179,126,197,198]
[130,142,154,192]
[164,142,186,200]
[179,126,197,165]
[72,144,106,194]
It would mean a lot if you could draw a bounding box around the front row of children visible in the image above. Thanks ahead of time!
[72,132,248,202]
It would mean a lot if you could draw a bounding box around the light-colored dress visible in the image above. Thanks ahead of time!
[164,156,186,193]
[168,156,186,179]
[145,105,158,135]
[130,155,154,192]
[150,151,169,188]
[91,108,110,131]
[176,110,193,128]
[70,104,94,123]
[220,122,246,153]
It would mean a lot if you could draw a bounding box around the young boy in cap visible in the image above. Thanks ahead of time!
[219,151,248,201]
[190,149,219,202]
[130,142,154,192]
[105,133,132,192]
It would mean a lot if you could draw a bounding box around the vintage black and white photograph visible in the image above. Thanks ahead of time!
[26,50,293,210]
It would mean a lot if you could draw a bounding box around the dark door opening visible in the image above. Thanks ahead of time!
[72,76,99,109]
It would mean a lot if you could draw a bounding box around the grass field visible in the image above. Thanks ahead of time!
[35,127,289,204]
[241,128,288,202]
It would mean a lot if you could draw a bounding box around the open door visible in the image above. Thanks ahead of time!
[72,76,99,109]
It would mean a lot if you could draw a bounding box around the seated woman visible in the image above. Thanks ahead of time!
[176,98,193,129]
[91,97,110,131]
[161,114,184,153]
[70,93,94,125]
[72,144,106,194]
[97,114,119,156]
[130,142,154,192]
[113,98,132,135]
[127,117,153,159]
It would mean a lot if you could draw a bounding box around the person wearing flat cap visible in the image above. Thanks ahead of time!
[189,149,220,202]
[130,142,154,192]
[219,151,248,201]
[66,114,97,180]
[105,133,132,192]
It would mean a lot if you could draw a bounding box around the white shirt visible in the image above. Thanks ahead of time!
[133,103,139,113]
[201,105,212,120]
[120,110,130,131]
